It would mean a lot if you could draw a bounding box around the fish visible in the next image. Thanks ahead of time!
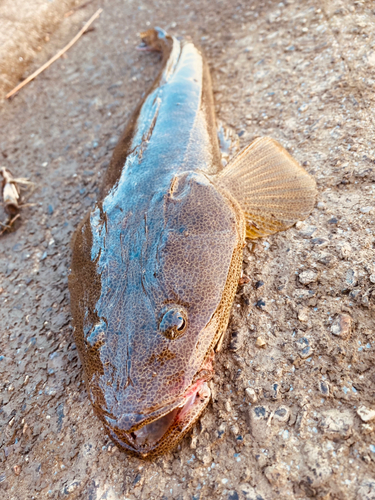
[68,27,317,459]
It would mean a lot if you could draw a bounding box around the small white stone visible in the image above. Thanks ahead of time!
[369,274,375,284]
[65,482,79,494]
[339,242,352,259]
[357,406,375,423]
[231,424,239,436]
[299,270,318,285]
[245,387,257,403]
[298,225,317,238]
[317,201,325,210]
[298,308,309,322]
[255,336,267,348]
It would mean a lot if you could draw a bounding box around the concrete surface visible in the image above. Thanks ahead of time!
[0,0,375,499]
[0,0,84,95]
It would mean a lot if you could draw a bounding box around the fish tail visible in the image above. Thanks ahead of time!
[137,27,172,54]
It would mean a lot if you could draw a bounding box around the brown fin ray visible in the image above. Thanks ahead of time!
[215,136,317,239]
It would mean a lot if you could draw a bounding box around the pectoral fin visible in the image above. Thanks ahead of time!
[215,137,317,239]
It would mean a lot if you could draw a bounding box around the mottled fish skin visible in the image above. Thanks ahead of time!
[69,26,317,458]
[69,28,246,458]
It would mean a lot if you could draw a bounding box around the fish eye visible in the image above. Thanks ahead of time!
[159,306,188,340]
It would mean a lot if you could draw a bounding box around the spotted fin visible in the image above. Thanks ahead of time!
[215,136,317,239]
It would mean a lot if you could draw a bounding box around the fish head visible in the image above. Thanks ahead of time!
[69,171,245,457]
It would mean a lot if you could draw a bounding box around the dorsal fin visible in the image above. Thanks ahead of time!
[215,136,317,239]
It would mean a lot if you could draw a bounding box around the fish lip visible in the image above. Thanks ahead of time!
[104,370,213,457]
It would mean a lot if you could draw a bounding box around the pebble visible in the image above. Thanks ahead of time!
[255,299,266,310]
[317,201,325,210]
[255,336,266,348]
[253,406,267,418]
[230,331,244,352]
[248,405,273,443]
[298,225,317,239]
[362,295,370,308]
[196,446,211,465]
[339,242,352,259]
[319,409,353,439]
[349,289,361,300]
[230,424,239,436]
[63,481,80,495]
[311,237,329,247]
[345,269,357,287]
[217,423,226,440]
[190,436,198,449]
[133,473,142,487]
[317,252,336,267]
[357,406,375,423]
[330,314,352,339]
[328,216,339,224]
[13,465,21,476]
[245,387,257,403]
[297,308,309,322]
[271,383,279,399]
[274,406,289,422]
[298,270,317,285]
[319,381,330,397]
[238,276,250,285]
[296,337,311,359]
[369,274,375,284]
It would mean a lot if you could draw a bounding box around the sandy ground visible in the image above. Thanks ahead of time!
[1,0,375,499]
[0,0,86,95]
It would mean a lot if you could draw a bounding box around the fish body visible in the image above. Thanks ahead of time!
[69,28,316,458]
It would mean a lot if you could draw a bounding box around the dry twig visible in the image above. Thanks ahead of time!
[0,214,20,236]
[6,8,103,99]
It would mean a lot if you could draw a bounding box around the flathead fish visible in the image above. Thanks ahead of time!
[69,28,317,458]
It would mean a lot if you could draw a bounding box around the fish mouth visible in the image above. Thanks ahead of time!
[104,374,212,458]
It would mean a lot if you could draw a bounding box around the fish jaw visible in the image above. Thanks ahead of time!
[99,368,213,459]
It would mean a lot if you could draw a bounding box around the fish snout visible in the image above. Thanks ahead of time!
[102,378,211,457]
